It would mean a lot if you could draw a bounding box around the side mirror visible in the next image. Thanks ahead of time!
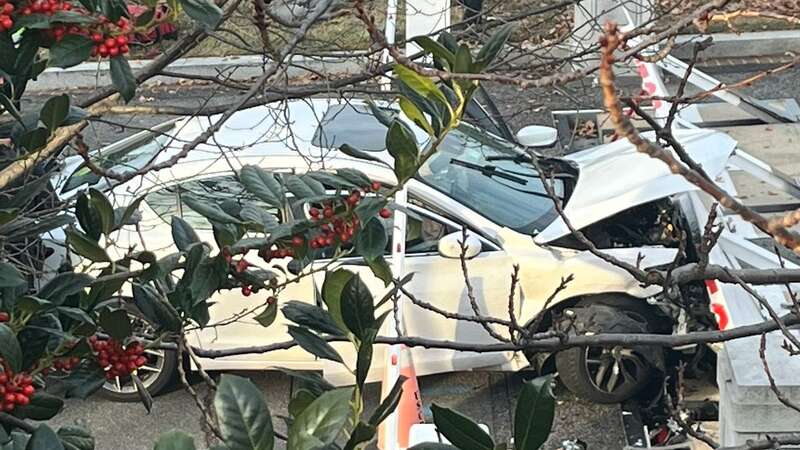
[438,231,482,259]
[515,125,558,147]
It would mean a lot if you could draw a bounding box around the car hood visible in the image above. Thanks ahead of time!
[534,128,737,243]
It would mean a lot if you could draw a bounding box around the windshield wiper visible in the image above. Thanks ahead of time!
[449,158,528,184]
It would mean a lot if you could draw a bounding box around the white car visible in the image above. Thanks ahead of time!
[50,99,736,403]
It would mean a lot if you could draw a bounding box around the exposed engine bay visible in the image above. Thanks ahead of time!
[551,198,682,250]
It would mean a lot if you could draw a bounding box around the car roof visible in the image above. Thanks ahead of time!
[158,98,402,168]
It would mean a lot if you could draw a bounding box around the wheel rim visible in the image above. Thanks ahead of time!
[102,315,166,395]
[584,346,646,395]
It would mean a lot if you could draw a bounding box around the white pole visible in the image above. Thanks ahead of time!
[380,1,409,450]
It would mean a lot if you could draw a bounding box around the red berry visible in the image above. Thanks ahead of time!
[309,207,320,218]
[379,208,392,218]
[21,385,34,396]
[91,32,102,42]
[120,44,129,54]
[323,207,334,218]
[310,240,320,249]
[0,312,8,322]
[116,35,127,46]
[98,45,109,56]
[371,181,381,191]
[241,285,252,296]
[15,393,28,405]
[3,403,13,412]
[108,46,119,57]
[62,2,71,9]
[135,356,147,367]
[2,4,12,14]
[291,236,304,247]
[104,37,115,48]
[22,7,31,14]
[4,393,14,403]
[0,374,7,384]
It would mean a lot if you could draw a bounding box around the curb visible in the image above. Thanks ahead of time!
[26,31,800,92]
[672,30,800,60]
[26,53,364,92]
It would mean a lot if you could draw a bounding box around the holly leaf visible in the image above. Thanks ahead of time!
[214,374,274,450]
[110,56,136,102]
[179,0,222,30]
[0,324,22,372]
[48,35,94,68]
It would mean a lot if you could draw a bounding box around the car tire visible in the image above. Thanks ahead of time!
[97,308,179,402]
[555,295,660,404]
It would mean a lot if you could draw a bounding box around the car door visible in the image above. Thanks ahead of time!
[140,173,319,368]
[306,197,517,385]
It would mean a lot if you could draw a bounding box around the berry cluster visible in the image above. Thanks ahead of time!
[89,336,147,379]
[0,0,14,31]
[51,356,81,373]
[90,31,129,57]
[0,371,34,412]
[305,182,391,250]
[19,0,72,16]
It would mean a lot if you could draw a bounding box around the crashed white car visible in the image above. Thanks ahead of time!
[51,99,736,403]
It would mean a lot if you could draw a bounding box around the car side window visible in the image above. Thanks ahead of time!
[292,195,454,257]
[144,175,283,229]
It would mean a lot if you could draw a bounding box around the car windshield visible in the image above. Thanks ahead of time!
[419,124,569,235]
[61,123,175,193]
[312,103,571,235]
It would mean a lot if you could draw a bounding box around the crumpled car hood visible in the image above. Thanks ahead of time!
[535,128,737,243]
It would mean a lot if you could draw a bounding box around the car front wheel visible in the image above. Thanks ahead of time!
[98,311,178,402]
[555,296,660,404]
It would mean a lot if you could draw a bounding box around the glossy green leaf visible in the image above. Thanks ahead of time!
[336,168,373,187]
[454,45,472,74]
[153,431,197,450]
[183,195,242,224]
[475,24,513,71]
[15,392,64,420]
[394,64,450,111]
[408,444,459,450]
[214,374,274,450]
[40,94,70,133]
[98,308,132,341]
[66,229,110,262]
[411,35,455,68]
[285,175,324,200]
[171,216,200,251]
[75,193,101,241]
[513,375,555,450]
[288,326,342,363]
[341,274,375,340]
[132,373,154,414]
[355,328,377,389]
[57,426,95,450]
[365,255,392,287]
[338,143,386,165]
[320,269,355,334]
[239,165,284,207]
[282,301,343,336]
[254,301,278,327]
[399,97,434,135]
[287,388,353,450]
[288,388,316,418]
[368,375,406,426]
[38,272,93,305]
[0,324,22,372]
[27,424,64,450]
[276,368,334,396]
[48,34,94,68]
[110,56,136,102]
[88,188,115,236]
[431,404,494,450]
[343,422,376,450]
[133,283,182,332]
[0,262,25,287]
[356,217,387,260]
[179,0,222,30]
[385,120,419,182]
